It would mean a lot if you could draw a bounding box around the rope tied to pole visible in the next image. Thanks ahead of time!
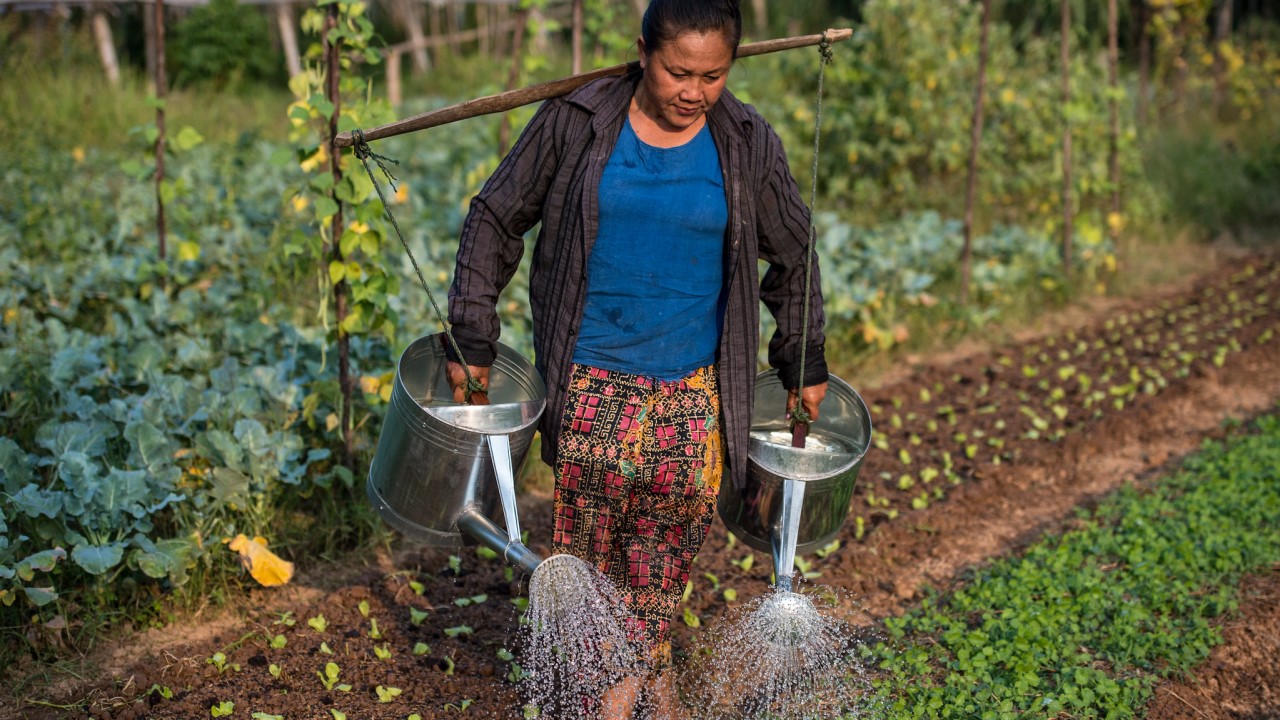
[788,31,834,432]
[350,129,487,402]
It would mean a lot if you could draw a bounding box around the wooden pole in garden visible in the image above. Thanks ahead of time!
[571,0,583,75]
[498,4,529,155]
[961,0,993,306]
[1060,0,1073,277]
[1108,0,1122,240]
[277,2,302,79]
[91,6,120,86]
[325,1,354,469]
[154,0,167,262]
[1212,0,1233,119]
[1137,0,1150,128]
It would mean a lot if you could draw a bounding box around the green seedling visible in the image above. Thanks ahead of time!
[815,539,841,558]
[368,617,382,639]
[731,553,754,572]
[330,710,347,720]
[207,652,239,674]
[376,686,402,703]
[409,607,429,626]
[210,700,234,717]
[307,614,328,632]
[445,699,475,712]
[374,643,392,660]
[269,633,287,649]
[145,684,174,699]
[794,556,820,580]
[476,545,499,561]
[269,663,282,678]
[252,713,283,720]
[357,599,371,617]
[682,607,701,628]
[317,662,352,692]
[410,580,426,596]
[448,555,463,575]
[682,580,694,603]
[454,594,488,607]
[413,642,431,656]
[274,611,296,627]
[702,572,721,590]
[319,642,334,655]
[441,655,456,675]
[444,625,473,638]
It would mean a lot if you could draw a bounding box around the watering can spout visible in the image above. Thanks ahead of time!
[456,506,544,576]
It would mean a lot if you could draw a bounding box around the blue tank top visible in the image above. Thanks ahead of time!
[572,118,728,380]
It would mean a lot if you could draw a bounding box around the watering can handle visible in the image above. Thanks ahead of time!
[791,422,808,450]
[485,434,523,548]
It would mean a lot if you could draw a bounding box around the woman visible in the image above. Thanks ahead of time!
[445,0,828,714]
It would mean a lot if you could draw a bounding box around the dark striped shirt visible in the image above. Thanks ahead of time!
[447,69,828,492]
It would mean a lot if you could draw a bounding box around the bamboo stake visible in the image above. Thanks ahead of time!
[154,0,167,261]
[335,28,854,148]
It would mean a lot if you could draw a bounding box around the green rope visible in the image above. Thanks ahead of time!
[351,129,486,402]
[790,33,834,430]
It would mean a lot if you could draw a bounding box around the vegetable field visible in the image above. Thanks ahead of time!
[10,255,1277,720]
[3,0,1280,717]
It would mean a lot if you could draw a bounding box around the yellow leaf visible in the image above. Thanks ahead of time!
[301,145,328,173]
[359,376,380,395]
[1000,88,1016,104]
[348,221,370,235]
[177,241,201,262]
[226,534,294,587]
[393,183,410,205]
[1105,253,1117,273]
[325,413,340,432]
[1106,212,1125,235]
[2,308,16,325]
[379,383,393,403]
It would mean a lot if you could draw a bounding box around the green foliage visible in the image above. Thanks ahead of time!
[871,413,1280,717]
[170,0,280,87]
[1144,116,1280,241]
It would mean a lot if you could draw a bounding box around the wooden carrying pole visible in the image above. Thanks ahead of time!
[335,27,853,149]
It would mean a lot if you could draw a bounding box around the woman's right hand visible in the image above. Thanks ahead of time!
[446,361,491,405]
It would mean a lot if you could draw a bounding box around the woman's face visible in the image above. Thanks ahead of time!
[636,30,735,133]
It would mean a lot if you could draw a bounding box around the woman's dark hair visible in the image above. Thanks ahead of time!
[641,0,743,58]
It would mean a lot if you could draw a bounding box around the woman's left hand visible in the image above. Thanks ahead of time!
[786,382,828,424]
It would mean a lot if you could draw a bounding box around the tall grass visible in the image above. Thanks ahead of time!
[1,18,292,154]
[1142,100,1280,243]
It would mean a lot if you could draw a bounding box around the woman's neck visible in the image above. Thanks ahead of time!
[629,94,706,148]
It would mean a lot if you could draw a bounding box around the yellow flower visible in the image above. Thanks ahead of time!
[348,220,370,235]
[292,195,309,213]
[394,183,410,205]
[2,308,17,324]
[1000,88,1016,104]
[72,147,85,163]
[359,375,381,395]
[1105,253,1117,273]
[925,75,937,90]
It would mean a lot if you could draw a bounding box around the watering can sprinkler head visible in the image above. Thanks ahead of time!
[754,587,823,649]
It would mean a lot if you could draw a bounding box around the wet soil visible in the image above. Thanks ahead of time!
[10,255,1280,720]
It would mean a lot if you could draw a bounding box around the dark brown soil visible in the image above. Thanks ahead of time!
[9,255,1280,720]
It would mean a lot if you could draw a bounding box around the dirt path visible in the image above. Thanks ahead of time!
[8,254,1280,720]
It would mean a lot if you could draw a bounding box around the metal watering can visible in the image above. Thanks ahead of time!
[717,370,872,643]
[366,334,547,574]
